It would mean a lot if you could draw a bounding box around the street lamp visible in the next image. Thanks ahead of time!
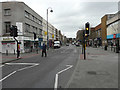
[47,7,53,49]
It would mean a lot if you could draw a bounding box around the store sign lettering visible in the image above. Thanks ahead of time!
[3,38,13,41]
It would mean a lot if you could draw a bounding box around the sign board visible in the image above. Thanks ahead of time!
[2,37,14,41]
[16,22,23,35]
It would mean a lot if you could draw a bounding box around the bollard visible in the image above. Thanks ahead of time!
[6,50,8,56]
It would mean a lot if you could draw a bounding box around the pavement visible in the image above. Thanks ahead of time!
[66,46,118,88]
[1,50,42,64]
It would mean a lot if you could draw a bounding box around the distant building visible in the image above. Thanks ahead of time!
[101,14,116,46]
[94,24,102,46]
[107,11,120,50]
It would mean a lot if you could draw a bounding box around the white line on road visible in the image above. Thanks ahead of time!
[0,71,16,82]
[5,63,39,66]
[17,64,39,72]
[0,65,4,68]
[0,63,39,82]
[54,65,73,90]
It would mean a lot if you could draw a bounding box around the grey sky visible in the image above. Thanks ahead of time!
[2,0,119,38]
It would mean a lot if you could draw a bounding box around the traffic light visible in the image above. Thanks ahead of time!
[13,26,18,37]
[85,22,90,35]
[33,32,36,40]
[10,25,18,37]
[10,27,13,36]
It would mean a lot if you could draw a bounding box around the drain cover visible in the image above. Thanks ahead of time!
[87,71,109,75]
[87,71,97,75]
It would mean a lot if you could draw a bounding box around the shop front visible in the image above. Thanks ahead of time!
[1,37,15,54]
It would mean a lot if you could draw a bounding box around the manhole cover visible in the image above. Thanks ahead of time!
[87,71,109,75]
[87,71,97,75]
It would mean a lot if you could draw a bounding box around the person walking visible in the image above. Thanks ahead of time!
[42,43,47,57]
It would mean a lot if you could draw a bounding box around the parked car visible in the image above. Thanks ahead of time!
[66,43,69,46]
[72,42,75,45]
[76,43,80,47]
[54,41,61,48]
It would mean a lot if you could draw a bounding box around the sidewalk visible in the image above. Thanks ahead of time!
[66,47,118,88]
[1,50,42,64]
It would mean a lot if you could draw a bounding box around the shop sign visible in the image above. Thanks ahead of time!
[113,34,116,39]
[3,38,14,41]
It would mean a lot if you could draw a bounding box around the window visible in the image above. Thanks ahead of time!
[4,9,11,16]
[39,29,42,35]
[25,23,30,32]
[5,22,11,33]
[39,20,42,25]
[32,15,34,21]
[25,11,30,18]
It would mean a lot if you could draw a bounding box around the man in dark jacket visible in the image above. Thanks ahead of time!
[42,43,47,57]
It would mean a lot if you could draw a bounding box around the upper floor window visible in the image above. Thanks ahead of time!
[25,23,30,32]
[39,20,42,25]
[39,29,42,35]
[4,9,11,16]
[5,22,11,33]
[25,11,30,18]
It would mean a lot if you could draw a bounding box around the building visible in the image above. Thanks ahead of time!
[88,28,95,46]
[107,11,120,52]
[101,14,116,46]
[0,1,43,53]
[0,1,61,53]
[94,24,102,46]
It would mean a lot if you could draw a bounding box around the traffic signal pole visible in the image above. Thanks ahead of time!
[83,22,90,60]
[13,37,20,58]
[83,31,86,60]
[10,25,20,58]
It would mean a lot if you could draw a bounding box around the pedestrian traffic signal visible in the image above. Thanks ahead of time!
[85,22,90,35]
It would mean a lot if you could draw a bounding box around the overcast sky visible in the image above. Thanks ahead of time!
[2,0,119,38]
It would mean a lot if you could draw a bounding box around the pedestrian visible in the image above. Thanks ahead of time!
[42,43,47,57]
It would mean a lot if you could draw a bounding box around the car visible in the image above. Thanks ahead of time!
[72,42,75,45]
[76,43,80,47]
[66,43,69,46]
[54,41,61,48]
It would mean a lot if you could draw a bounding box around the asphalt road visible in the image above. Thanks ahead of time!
[1,45,80,88]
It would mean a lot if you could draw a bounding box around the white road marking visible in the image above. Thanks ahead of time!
[5,63,39,66]
[0,65,4,68]
[54,65,73,90]
[0,63,39,82]
[17,64,39,72]
[0,71,16,82]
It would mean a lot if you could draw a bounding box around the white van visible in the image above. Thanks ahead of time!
[54,41,61,48]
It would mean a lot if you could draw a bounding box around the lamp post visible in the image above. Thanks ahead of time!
[47,7,53,50]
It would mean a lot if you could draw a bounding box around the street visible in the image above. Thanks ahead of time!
[1,45,80,88]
